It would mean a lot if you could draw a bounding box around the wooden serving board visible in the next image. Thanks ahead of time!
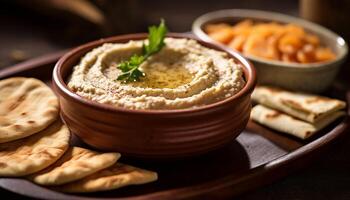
[0,52,349,200]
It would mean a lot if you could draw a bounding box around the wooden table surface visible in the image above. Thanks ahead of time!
[1,1,349,199]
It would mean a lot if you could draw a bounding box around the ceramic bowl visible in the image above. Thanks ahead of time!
[52,33,256,159]
[192,9,348,93]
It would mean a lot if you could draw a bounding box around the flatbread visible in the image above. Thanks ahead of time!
[252,86,346,123]
[29,147,121,186]
[251,105,346,139]
[56,163,158,193]
[0,120,70,177]
[0,77,59,143]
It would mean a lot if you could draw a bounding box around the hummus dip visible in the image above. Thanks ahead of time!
[67,38,245,110]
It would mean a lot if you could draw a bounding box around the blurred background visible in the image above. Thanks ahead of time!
[1,0,349,69]
[0,0,300,69]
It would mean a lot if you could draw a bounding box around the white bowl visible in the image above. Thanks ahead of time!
[192,9,348,93]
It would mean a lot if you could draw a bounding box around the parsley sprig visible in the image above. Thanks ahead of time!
[117,19,168,82]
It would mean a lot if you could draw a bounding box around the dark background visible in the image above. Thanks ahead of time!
[1,0,350,199]
[0,0,298,69]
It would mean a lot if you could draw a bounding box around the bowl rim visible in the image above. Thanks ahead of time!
[53,33,256,115]
[192,9,348,69]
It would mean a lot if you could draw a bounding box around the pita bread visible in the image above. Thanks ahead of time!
[0,77,59,143]
[252,86,346,123]
[29,147,121,186]
[0,120,70,177]
[251,105,346,139]
[56,163,158,193]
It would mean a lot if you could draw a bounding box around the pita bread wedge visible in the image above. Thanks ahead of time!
[0,120,70,177]
[251,105,346,139]
[0,77,59,143]
[252,86,346,123]
[56,163,158,193]
[29,147,121,186]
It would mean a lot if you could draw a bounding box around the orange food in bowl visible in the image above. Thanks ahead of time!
[205,20,336,64]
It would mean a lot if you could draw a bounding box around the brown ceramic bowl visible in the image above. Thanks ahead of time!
[52,33,256,159]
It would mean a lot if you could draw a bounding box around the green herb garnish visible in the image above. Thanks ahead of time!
[117,19,168,82]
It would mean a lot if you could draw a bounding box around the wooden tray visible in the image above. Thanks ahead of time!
[0,52,349,200]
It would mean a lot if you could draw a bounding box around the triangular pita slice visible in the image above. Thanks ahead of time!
[0,77,59,143]
[0,120,70,177]
[56,163,158,193]
[28,147,121,186]
[252,86,346,123]
[251,105,346,139]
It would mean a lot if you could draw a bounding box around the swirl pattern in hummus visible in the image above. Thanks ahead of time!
[68,38,245,110]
